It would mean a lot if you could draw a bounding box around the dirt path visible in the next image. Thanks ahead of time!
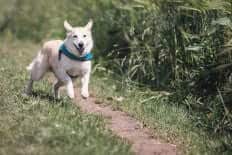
[74,89,177,155]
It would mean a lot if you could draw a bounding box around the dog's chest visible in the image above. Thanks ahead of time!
[61,58,91,76]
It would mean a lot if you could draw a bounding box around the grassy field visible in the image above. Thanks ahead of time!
[91,72,232,155]
[1,39,231,155]
[0,39,132,155]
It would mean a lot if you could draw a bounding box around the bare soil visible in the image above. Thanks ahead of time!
[74,89,177,155]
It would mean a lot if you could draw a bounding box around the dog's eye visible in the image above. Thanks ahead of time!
[83,35,87,38]
[73,35,78,38]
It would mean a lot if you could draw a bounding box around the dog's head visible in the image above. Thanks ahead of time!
[63,20,93,56]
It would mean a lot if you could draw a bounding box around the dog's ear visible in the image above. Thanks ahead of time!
[85,19,93,30]
[64,20,73,32]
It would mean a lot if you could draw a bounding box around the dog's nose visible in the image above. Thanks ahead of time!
[78,42,84,48]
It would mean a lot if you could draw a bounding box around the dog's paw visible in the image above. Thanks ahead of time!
[68,94,75,99]
[22,92,30,98]
[81,91,89,99]
[67,90,75,99]
[53,90,60,99]
[22,89,32,97]
[54,94,61,100]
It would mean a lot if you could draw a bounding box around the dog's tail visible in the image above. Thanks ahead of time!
[26,61,35,71]
[26,50,43,71]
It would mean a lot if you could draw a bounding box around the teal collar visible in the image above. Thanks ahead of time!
[59,44,93,61]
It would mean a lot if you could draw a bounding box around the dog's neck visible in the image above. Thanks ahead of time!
[63,39,80,56]
[58,43,93,61]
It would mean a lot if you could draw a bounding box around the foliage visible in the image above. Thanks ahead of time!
[95,0,232,137]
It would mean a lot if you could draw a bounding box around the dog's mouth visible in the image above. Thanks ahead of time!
[73,43,84,55]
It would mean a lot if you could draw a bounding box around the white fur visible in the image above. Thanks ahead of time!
[25,20,94,99]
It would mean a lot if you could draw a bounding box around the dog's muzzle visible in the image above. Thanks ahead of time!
[73,42,84,55]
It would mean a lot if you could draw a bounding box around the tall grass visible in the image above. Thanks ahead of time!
[96,0,232,136]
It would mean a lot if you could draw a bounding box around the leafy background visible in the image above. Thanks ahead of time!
[0,0,232,152]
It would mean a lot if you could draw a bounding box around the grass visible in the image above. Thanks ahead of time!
[0,39,132,155]
[1,39,231,155]
[91,72,232,155]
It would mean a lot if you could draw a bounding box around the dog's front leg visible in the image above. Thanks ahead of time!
[81,72,90,99]
[53,80,64,99]
[66,78,75,99]
[54,69,75,99]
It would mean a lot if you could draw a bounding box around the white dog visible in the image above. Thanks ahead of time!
[25,20,94,99]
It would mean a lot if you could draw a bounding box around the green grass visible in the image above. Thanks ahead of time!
[0,39,132,155]
[91,72,232,155]
[2,39,231,155]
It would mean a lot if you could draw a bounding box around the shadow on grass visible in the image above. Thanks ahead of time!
[32,90,54,101]
[30,90,72,106]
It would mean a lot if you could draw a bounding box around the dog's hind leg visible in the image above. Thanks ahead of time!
[30,52,48,80]
[24,79,33,95]
[24,51,49,95]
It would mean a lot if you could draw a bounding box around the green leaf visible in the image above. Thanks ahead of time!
[212,17,232,28]
[185,46,203,51]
